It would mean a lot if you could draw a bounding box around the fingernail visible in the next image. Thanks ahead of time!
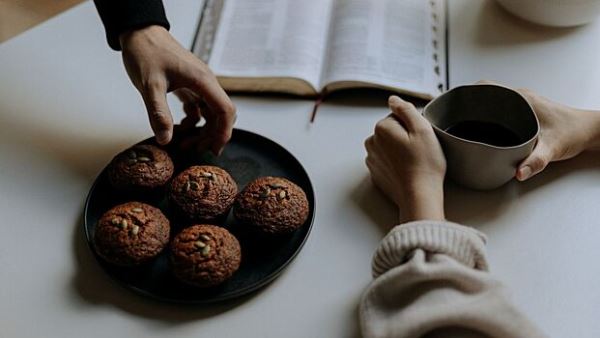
[213,147,224,156]
[388,96,401,104]
[518,166,532,181]
[156,131,172,145]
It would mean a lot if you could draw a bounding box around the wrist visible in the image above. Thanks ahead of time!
[397,176,445,223]
[119,25,169,50]
[586,109,600,150]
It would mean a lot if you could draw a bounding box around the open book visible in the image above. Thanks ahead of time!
[193,0,447,100]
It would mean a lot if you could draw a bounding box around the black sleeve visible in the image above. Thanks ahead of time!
[94,0,171,51]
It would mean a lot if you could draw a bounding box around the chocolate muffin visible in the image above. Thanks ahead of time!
[94,202,170,266]
[108,144,174,193]
[170,224,241,287]
[234,177,309,235]
[169,165,238,222]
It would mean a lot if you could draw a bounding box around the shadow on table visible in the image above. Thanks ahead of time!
[347,303,364,338]
[0,112,129,180]
[351,151,600,230]
[446,151,600,226]
[445,179,518,226]
[70,211,262,323]
[351,171,518,231]
[350,175,400,236]
[516,150,600,195]
[470,0,582,46]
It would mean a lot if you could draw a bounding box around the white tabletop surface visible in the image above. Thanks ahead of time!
[1,1,600,337]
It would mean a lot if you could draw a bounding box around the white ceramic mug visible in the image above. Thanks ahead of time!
[495,0,600,26]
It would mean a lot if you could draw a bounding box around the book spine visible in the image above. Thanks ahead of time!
[192,0,225,62]
[430,0,445,93]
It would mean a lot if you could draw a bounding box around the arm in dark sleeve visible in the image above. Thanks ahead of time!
[94,0,171,51]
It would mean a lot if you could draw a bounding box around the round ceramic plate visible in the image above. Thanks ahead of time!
[83,128,315,304]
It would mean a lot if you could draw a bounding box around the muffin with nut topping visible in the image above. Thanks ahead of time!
[94,202,170,266]
[233,177,309,235]
[168,165,238,222]
[107,144,174,193]
[170,224,241,287]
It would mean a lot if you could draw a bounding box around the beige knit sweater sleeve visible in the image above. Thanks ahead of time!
[359,221,548,338]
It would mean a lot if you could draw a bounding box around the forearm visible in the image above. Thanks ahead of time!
[94,0,170,50]
[361,221,547,338]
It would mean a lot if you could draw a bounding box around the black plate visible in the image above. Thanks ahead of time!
[83,128,315,304]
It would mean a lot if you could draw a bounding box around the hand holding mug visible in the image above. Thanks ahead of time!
[365,96,446,223]
[515,89,600,181]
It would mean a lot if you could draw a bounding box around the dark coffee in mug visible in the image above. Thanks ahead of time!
[445,120,523,147]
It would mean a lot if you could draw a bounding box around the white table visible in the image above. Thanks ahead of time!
[1,1,599,337]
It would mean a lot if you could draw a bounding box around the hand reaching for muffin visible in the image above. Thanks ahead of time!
[119,25,236,154]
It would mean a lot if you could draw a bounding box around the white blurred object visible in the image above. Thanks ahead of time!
[495,0,600,26]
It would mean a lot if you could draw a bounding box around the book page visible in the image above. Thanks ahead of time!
[207,0,334,90]
[321,0,444,98]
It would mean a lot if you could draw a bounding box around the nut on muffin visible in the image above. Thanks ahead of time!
[233,177,309,235]
[94,202,170,266]
[108,144,174,192]
[169,165,238,222]
[170,224,241,287]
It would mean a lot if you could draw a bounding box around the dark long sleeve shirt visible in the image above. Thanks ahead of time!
[94,0,170,50]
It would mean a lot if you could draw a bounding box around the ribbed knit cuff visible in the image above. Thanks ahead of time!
[372,221,488,278]
[94,0,171,50]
